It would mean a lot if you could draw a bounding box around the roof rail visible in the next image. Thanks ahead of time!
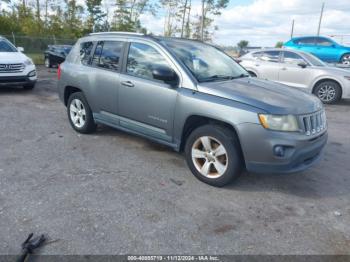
[89,31,144,36]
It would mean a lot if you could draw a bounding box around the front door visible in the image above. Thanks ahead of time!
[278,51,313,91]
[118,42,178,142]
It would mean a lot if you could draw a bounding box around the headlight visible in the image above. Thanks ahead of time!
[344,76,350,81]
[258,114,299,132]
[24,59,33,66]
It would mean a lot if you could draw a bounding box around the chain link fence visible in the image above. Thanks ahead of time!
[2,33,77,64]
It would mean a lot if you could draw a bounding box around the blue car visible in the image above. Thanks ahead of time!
[284,36,350,65]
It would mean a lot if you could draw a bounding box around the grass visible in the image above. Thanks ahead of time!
[26,53,44,65]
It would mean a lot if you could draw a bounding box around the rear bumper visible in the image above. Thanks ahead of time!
[0,75,37,86]
[237,123,328,174]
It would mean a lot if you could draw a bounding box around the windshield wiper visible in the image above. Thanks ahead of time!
[198,73,250,82]
[231,73,250,79]
[198,75,235,82]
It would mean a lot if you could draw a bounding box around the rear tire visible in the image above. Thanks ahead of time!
[340,53,350,65]
[67,92,96,134]
[184,125,243,187]
[313,80,342,104]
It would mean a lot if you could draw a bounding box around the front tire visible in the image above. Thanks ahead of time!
[184,125,243,187]
[314,80,342,104]
[340,53,350,65]
[67,92,96,134]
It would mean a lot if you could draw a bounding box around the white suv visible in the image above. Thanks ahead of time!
[0,36,37,89]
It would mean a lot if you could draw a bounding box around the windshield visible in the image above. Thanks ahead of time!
[302,52,326,67]
[162,39,248,82]
[0,40,17,52]
[57,47,72,54]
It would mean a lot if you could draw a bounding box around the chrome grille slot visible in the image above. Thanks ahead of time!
[0,63,25,73]
[300,110,326,136]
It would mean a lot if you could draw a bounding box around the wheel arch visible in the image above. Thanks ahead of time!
[340,52,350,63]
[64,86,82,106]
[179,115,245,163]
[312,78,343,97]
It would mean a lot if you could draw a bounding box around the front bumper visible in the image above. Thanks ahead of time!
[237,123,328,174]
[0,75,37,86]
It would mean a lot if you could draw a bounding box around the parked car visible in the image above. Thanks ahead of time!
[0,36,37,89]
[44,45,72,68]
[240,48,350,104]
[284,36,350,65]
[57,32,327,187]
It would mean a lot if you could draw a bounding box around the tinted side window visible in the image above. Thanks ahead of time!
[80,42,94,65]
[92,41,123,71]
[316,38,334,47]
[283,51,305,65]
[126,43,173,82]
[252,51,263,58]
[259,51,280,63]
[295,37,316,45]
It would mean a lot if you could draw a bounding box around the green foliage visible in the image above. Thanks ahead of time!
[86,0,106,32]
[237,40,249,49]
[275,41,284,48]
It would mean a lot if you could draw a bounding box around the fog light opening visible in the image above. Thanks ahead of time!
[274,146,285,157]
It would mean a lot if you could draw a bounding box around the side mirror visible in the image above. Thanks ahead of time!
[152,66,178,86]
[17,47,24,52]
[297,61,308,68]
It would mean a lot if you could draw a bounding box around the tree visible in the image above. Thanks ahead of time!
[161,0,179,36]
[63,0,84,37]
[275,41,284,48]
[86,0,106,32]
[237,40,249,50]
[197,0,229,41]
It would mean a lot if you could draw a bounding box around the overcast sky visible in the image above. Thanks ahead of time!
[141,0,350,47]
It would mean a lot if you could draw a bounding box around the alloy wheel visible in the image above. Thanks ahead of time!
[191,136,228,179]
[317,85,336,102]
[341,54,350,65]
[69,99,86,128]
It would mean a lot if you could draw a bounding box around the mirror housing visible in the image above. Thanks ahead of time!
[297,61,308,68]
[17,47,24,52]
[152,66,178,86]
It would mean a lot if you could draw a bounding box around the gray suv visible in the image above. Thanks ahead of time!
[57,32,328,187]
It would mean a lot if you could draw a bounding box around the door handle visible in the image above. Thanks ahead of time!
[121,81,134,87]
[255,64,260,67]
[281,67,287,70]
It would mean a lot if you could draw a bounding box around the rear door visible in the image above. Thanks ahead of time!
[278,51,314,90]
[254,50,281,81]
[90,40,124,115]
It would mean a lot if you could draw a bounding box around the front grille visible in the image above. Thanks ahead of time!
[0,63,25,73]
[300,110,327,136]
[0,76,27,83]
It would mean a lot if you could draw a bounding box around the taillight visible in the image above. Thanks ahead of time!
[57,64,61,80]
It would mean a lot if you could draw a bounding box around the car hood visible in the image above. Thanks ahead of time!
[321,65,350,75]
[197,77,323,115]
[0,52,29,63]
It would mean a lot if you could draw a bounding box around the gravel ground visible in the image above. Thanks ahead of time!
[0,66,349,255]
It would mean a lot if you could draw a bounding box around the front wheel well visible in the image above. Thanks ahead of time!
[180,115,244,160]
[64,86,82,106]
[312,79,342,96]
